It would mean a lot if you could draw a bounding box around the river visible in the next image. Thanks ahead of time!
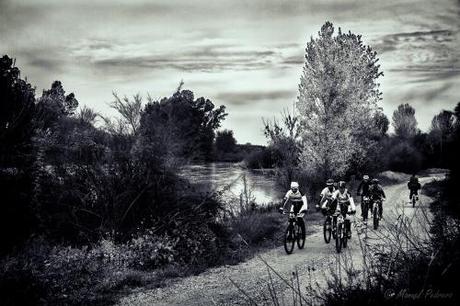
[180,162,284,205]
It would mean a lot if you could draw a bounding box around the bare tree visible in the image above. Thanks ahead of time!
[101,93,143,135]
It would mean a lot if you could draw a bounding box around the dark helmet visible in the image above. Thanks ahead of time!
[326,179,334,186]
[371,178,379,184]
[338,181,346,189]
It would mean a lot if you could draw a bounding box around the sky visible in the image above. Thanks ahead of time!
[1,0,459,145]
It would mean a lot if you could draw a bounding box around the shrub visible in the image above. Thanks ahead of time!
[227,212,282,246]
[385,141,423,173]
[244,147,278,169]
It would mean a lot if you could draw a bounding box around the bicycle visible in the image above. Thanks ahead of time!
[322,208,336,244]
[372,198,383,230]
[411,193,418,208]
[280,209,306,254]
[361,195,371,223]
[335,208,354,253]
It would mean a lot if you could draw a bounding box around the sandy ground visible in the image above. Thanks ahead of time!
[117,173,445,305]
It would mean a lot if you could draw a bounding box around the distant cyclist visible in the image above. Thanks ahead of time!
[369,178,386,218]
[408,174,421,201]
[357,174,372,222]
[280,182,308,215]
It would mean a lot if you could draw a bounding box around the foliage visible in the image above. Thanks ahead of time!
[215,129,237,153]
[0,55,37,253]
[427,109,458,168]
[102,93,143,135]
[244,146,278,169]
[35,80,78,131]
[296,21,384,180]
[227,212,282,246]
[263,110,301,186]
[392,103,419,139]
[385,140,423,173]
[139,89,227,162]
[0,55,36,167]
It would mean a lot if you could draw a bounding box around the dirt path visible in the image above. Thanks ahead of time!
[118,174,445,306]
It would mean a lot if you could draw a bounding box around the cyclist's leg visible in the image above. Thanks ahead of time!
[379,200,383,218]
[362,196,368,221]
[345,216,351,237]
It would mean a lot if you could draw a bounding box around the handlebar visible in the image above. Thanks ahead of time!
[278,207,306,218]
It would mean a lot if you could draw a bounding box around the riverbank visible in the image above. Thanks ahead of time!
[117,171,441,305]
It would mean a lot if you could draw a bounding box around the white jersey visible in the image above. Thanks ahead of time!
[332,189,356,212]
[283,190,308,213]
[320,187,335,208]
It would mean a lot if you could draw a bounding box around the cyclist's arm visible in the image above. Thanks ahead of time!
[381,187,386,199]
[349,196,356,211]
[319,190,327,205]
[300,195,308,213]
[282,190,292,211]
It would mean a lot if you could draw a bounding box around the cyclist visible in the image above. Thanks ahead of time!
[319,178,336,213]
[369,178,386,218]
[357,174,372,223]
[332,181,356,238]
[408,174,421,201]
[281,181,308,216]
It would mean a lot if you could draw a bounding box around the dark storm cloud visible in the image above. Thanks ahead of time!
[216,90,295,106]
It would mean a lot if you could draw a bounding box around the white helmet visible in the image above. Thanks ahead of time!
[290,182,299,189]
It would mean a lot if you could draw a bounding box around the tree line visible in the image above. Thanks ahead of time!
[0,55,229,253]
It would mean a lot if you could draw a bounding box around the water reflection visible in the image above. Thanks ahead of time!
[180,162,283,204]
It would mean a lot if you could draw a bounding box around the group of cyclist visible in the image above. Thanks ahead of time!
[280,173,422,237]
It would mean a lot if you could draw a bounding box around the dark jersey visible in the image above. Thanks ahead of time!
[357,180,371,196]
[369,184,385,200]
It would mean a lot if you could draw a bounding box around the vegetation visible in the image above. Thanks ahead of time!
[0,54,241,305]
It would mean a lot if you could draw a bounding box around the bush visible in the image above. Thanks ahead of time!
[244,147,278,169]
[227,211,282,246]
[385,141,423,173]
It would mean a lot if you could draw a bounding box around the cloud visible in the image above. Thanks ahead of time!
[216,90,295,106]
[70,40,300,73]
[374,29,460,83]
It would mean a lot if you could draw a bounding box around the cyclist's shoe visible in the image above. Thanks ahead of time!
[347,232,352,238]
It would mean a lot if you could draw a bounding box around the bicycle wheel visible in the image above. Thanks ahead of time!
[335,223,342,253]
[283,225,295,254]
[412,195,416,208]
[323,217,331,244]
[342,224,348,249]
[296,220,306,249]
[373,206,379,230]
